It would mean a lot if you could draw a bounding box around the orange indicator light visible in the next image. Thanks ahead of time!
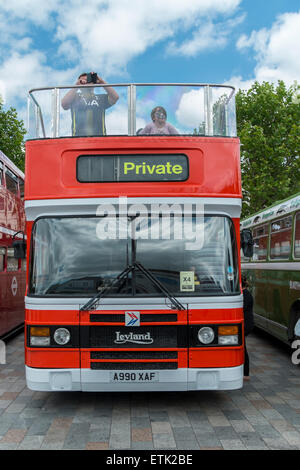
[30,327,50,337]
[218,326,238,336]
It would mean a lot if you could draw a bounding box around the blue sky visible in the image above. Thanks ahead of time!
[0,0,299,123]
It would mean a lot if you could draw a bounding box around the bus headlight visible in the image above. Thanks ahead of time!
[198,327,215,344]
[54,328,70,345]
[218,335,238,345]
[30,327,50,346]
[218,326,239,345]
[30,337,50,346]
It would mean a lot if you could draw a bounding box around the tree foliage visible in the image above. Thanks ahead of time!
[0,96,26,171]
[236,81,300,218]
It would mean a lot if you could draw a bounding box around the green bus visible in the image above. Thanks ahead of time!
[241,192,300,345]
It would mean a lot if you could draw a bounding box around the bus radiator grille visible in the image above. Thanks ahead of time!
[88,326,178,348]
[90,362,178,370]
[90,351,178,360]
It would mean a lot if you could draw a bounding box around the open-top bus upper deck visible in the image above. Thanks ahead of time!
[27,83,237,139]
[26,83,241,203]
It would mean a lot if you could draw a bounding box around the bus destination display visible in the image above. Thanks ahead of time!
[77,154,188,182]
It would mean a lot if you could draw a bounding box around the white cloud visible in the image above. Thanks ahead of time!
[0,0,243,122]
[0,12,29,49]
[223,75,255,92]
[168,14,245,57]
[1,1,242,78]
[105,105,129,135]
[0,51,74,103]
[0,83,5,103]
[57,40,80,61]
[0,51,76,134]
[167,22,228,57]
[175,89,205,128]
[53,0,242,74]
[1,0,60,25]
[233,10,300,89]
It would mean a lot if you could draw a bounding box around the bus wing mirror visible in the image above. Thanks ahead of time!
[12,231,26,259]
[12,240,26,259]
[241,229,253,258]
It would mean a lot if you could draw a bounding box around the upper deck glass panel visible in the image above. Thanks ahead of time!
[27,84,236,140]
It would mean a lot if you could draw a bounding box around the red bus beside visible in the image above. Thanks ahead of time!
[0,150,26,338]
[25,83,247,391]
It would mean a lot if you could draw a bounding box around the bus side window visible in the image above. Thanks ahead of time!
[19,178,24,199]
[270,216,292,260]
[294,212,300,258]
[0,247,5,271]
[240,230,252,262]
[0,162,3,185]
[252,224,269,261]
[6,247,19,271]
[5,168,19,195]
[21,258,27,272]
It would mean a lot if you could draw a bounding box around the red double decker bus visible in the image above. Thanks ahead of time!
[0,150,26,338]
[25,83,247,391]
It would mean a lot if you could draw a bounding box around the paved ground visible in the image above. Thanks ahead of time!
[0,329,300,450]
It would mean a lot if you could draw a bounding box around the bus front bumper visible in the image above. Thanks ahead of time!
[25,365,243,392]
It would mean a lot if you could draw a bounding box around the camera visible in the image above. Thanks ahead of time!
[86,72,98,84]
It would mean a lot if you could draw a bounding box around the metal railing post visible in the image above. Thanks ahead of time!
[33,98,40,138]
[51,88,60,138]
[128,85,136,136]
[204,85,213,136]
[225,105,229,137]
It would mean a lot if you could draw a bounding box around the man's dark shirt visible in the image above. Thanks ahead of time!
[71,92,112,136]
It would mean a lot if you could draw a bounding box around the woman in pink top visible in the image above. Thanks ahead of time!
[139,106,179,135]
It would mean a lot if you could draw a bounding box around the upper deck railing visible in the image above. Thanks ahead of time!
[27,83,236,140]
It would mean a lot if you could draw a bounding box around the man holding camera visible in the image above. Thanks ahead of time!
[62,72,119,136]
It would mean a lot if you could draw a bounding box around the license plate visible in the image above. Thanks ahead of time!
[110,371,159,382]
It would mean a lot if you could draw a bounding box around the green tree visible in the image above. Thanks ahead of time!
[193,122,205,135]
[236,80,300,218]
[0,95,26,171]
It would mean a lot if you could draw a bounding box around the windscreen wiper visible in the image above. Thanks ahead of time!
[80,265,133,311]
[134,262,185,311]
[80,262,185,311]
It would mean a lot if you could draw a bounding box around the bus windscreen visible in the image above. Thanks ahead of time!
[29,216,239,297]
